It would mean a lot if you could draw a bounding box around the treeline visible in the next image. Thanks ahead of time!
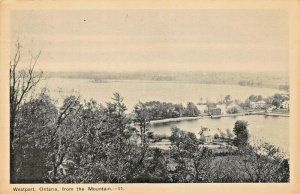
[11,91,289,183]
[232,93,289,111]
[238,80,262,87]
[135,101,200,121]
[44,71,288,90]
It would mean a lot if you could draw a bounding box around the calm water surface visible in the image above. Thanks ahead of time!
[150,115,289,152]
[40,78,282,111]
[39,78,288,152]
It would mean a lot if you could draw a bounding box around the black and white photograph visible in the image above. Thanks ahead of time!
[1,0,300,194]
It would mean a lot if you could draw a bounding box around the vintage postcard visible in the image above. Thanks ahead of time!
[0,0,299,194]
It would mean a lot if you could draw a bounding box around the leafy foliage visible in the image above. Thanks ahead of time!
[12,93,289,183]
[233,120,249,147]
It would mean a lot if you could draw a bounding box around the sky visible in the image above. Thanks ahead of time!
[11,9,289,72]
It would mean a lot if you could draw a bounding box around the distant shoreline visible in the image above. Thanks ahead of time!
[43,71,289,91]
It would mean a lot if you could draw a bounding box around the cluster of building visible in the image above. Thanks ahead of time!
[197,95,290,116]
[197,103,224,116]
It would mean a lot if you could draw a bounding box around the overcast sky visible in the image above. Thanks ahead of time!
[11,9,289,72]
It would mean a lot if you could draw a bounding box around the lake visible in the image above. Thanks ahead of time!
[39,78,288,152]
[40,78,282,111]
[150,115,289,153]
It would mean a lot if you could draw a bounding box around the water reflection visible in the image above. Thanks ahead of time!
[150,115,289,152]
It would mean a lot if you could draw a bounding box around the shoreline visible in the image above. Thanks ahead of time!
[150,112,289,125]
[43,77,287,91]
[150,116,204,125]
[264,113,289,117]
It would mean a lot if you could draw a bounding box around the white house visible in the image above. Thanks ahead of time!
[281,101,289,109]
[200,129,214,143]
[267,106,276,113]
[197,104,208,113]
[250,101,266,109]
[216,104,226,114]
[204,134,213,143]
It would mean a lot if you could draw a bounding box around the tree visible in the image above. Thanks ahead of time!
[214,133,220,139]
[48,95,81,183]
[212,142,288,182]
[184,102,200,117]
[66,93,137,183]
[220,131,226,139]
[277,159,289,182]
[236,142,288,182]
[272,98,281,108]
[104,92,136,183]
[224,95,231,102]
[14,90,57,182]
[12,86,82,183]
[248,95,262,102]
[170,127,212,182]
[233,120,249,147]
[10,42,43,183]
[226,106,240,114]
[65,99,106,183]
[224,95,232,105]
[133,102,151,147]
[132,148,170,183]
